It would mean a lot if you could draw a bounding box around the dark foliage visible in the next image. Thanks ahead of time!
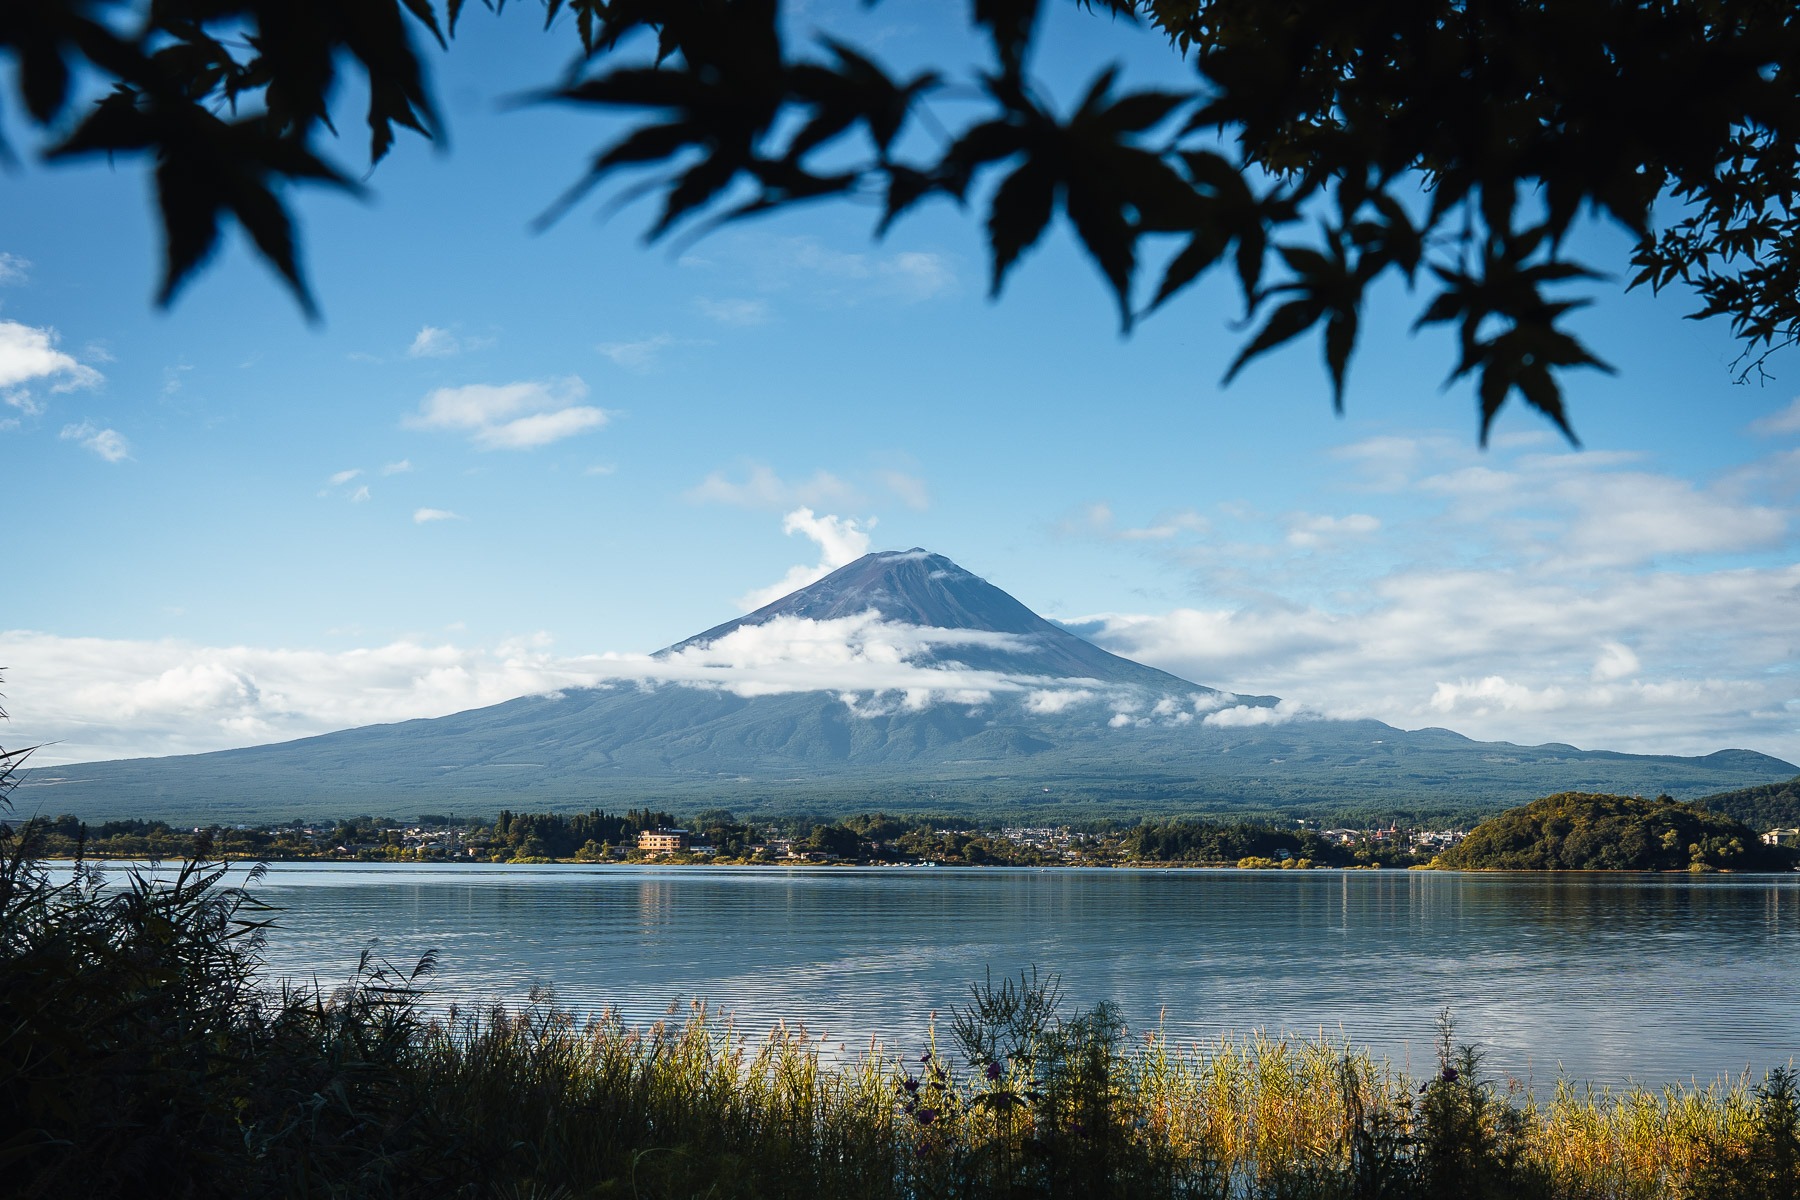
[491,805,675,857]
[1435,791,1796,871]
[8,2,1800,436]
[1698,775,1800,833]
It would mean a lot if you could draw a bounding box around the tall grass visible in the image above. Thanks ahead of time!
[3,843,1796,1198]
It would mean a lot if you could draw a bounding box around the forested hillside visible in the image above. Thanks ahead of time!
[1434,793,1793,872]
[1697,777,1800,832]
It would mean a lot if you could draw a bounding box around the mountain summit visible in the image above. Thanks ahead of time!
[667,550,1218,693]
[23,548,1797,824]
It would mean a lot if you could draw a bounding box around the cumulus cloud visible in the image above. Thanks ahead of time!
[0,631,614,764]
[413,507,461,523]
[59,421,129,462]
[1025,688,1097,714]
[1401,449,1785,566]
[1592,641,1640,683]
[0,320,104,404]
[1,617,1125,765]
[1072,561,1800,761]
[405,378,607,450]
[737,508,873,610]
[1750,397,1800,437]
[1050,433,1800,761]
[688,464,858,510]
[1203,699,1308,728]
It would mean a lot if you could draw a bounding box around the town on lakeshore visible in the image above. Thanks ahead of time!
[20,786,1800,872]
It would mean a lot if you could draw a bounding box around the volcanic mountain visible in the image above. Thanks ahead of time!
[24,550,1796,824]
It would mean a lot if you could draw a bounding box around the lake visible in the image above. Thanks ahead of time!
[91,862,1800,1089]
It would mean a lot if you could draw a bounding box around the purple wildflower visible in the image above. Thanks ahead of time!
[917,1108,937,1126]
[1441,1067,1459,1083]
[985,1061,1003,1081]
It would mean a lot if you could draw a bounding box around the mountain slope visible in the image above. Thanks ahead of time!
[21,550,1797,824]
[667,550,1243,694]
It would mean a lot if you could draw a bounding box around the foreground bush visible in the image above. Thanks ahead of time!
[3,844,1797,1199]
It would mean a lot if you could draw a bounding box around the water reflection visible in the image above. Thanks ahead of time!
[67,862,1800,1089]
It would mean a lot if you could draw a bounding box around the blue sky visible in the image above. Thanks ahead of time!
[4,3,1798,769]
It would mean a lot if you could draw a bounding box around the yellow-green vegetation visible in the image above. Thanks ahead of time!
[6,833,1799,1200]
[1433,792,1794,872]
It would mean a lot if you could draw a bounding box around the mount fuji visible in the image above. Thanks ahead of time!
[23,550,1795,823]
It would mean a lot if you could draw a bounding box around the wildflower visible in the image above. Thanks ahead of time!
[1440,1067,1459,1083]
[918,1107,937,1125]
[985,1061,1002,1081]
[902,1077,919,1093]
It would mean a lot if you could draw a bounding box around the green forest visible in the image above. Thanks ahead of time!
[1434,793,1793,872]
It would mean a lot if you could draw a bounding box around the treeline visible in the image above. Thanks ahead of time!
[490,808,678,860]
[1698,775,1800,833]
[1437,793,1795,872]
[13,815,304,860]
[1123,821,1385,867]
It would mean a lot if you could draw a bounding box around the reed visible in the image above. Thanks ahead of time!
[4,846,1796,1199]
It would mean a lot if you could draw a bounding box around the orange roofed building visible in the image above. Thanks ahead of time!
[637,827,689,855]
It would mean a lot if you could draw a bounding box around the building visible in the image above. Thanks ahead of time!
[1760,828,1799,847]
[637,827,689,855]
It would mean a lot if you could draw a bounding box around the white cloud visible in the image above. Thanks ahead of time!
[1063,503,1210,542]
[381,459,413,475]
[1,618,1113,765]
[1073,560,1800,761]
[59,421,129,462]
[1750,397,1800,437]
[1203,699,1307,728]
[694,297,771,326]
[597,333,679,371]
[161,362,192,396]
[1025,688,1097,714]
[0,320,103,398]
[1403,449,1786,566]
[328,468,363,486]
[878,469,931,511]
[413,507,461,523]
[585,463,617,477]
[1592,641,1640,682]
[350,485,371,503]
[688,464,859,510]
[881,250,957,302]
[737,508,873,610]
[408,325,459,357]
[1048,433,1800,761]
[405,378,607,450]
[0,253,30,285]
[473,406,609,450]
[760,236,958,302]
[1286,512,1379,548]
[5,389,45,418]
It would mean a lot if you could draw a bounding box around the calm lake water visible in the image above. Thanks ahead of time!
[85,863,1800,1089]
